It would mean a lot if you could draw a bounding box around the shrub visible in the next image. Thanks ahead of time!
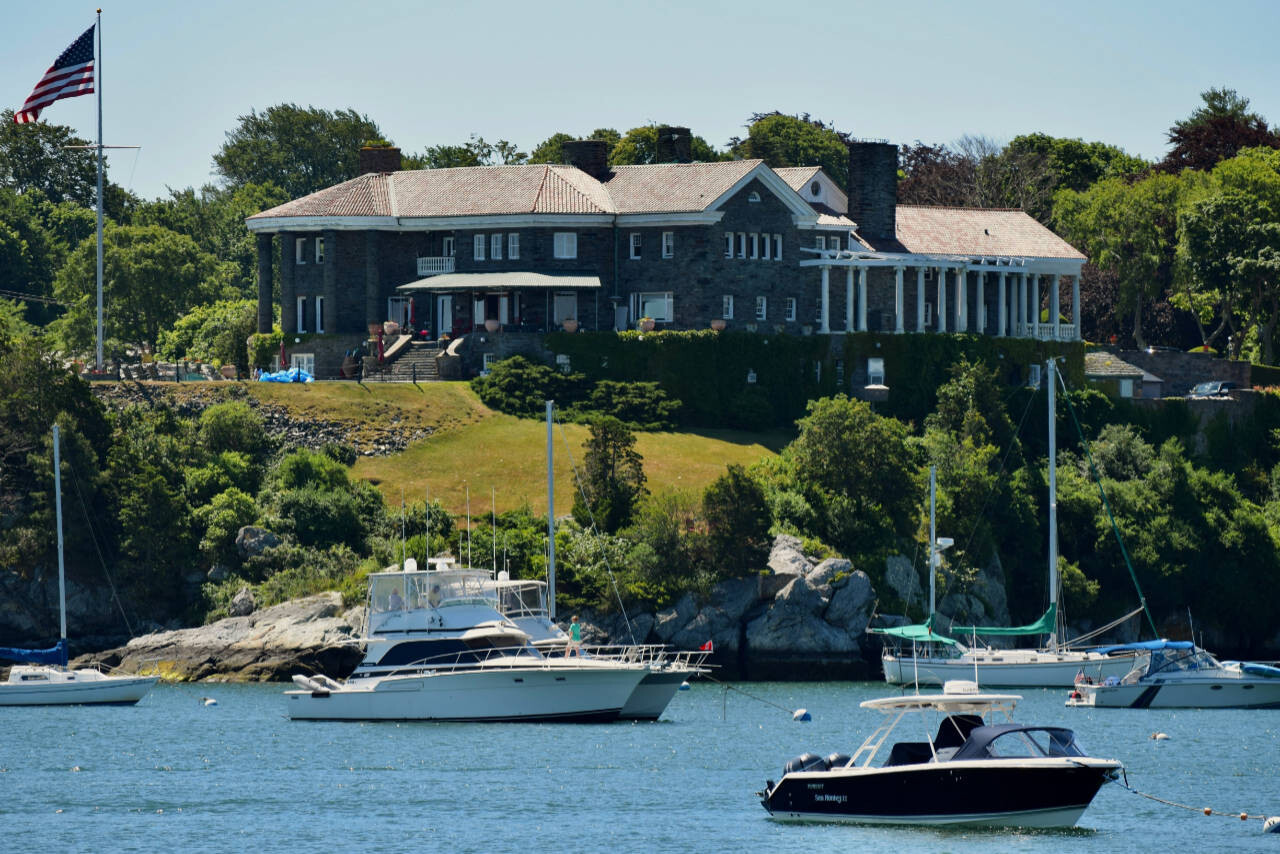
[470,355,586,417]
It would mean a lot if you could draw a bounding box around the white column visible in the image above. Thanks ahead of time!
[997,271,1007,337]
[1019,272,1028,335]
[820,266,831,334]
[1031,273,1041,336]
[976,270,985,334]
[857,267,868,332]
[1072,273,1082,340]
[936,267,947,333]
[1051,273,1061,340]
[894,266,905,333]
[845,267,855,332]
[956,268,967,333]
[916,267,926,332]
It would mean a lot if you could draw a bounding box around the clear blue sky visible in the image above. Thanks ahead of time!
[5,0,1279,200]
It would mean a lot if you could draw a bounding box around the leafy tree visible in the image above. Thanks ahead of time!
[213,104,384,197]
[184,451,256,507]
[470,355,586,417]
[408,135,528,169]
[272,448,352,492]
[980,134,1149,223]
[195,487,257,566]
[0,109,100,205]
[610,125,722,166]
[572,416,648,533]
[528,132,577,164]
[199,401,271,466]
[702,464,771,576]
[157,299,259,369]
[1160,88,1280,173]
[898,141,977,207]
[577,380,681,431]
[728,113,847,185]
[925,357,1018,453]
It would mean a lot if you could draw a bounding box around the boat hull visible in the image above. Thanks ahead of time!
[883,651,1137,688]
[1076,678,1280,709]
[0,673,158,706]
[285,665,645,722]
[619,670,687,720]
[762,761,1116,827]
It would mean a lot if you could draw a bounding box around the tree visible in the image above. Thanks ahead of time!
[157,299,259,369]
[0,109,100,205]
[610,125,722,166]
[703,465,771,576]
[728,113,847,185]
[528,132,577,165]
[213,104,384,198]
[1161,88,1280,173]
[572,416,648,533]
[980,134,1148,223]
[897,141,977,207]
[407,135,527,170]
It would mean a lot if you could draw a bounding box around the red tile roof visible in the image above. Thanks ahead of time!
[604,160,762,213]
[892,206,1085,260]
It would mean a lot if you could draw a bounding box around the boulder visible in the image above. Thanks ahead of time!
[883,554,923,607]
[767,534,813,577]
[669,577,759,652]
[807,557,852,598]
[824,570,875,636]
[206,564,231,582]
[653,593,698,643]
[745,576,858,654]
[236,526,280,560]
[228,586,256,617]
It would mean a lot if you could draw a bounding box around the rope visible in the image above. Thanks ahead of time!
[65,454,136,638]
[705,674,796,718]
[1113,768,1271,822]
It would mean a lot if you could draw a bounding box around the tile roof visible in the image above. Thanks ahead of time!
[604,160,762,213]
[773,166,822,191]
[1084,351,1145,379]
[891,206,1086,260]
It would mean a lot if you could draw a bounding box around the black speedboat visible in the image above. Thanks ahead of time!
[760,680,1121,827]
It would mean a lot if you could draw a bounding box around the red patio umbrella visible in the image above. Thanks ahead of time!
[408,297,415,328]
[279,339,287,370]
[376,330,385,363]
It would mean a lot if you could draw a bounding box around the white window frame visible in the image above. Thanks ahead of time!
[295,296,307,332]
[724,232,733,259]
[868,357,885,386]
[722,295,734,320]
[316,296,326,333]
[736,232,746,259]
[290,353,315,375]
[314,237,325,264]
[473,234,485,261]
[443,236,455,257]
[633,291,674,323]
[774,234,783,260]
[924,302,933,327]
[629,232,642,260]
[662,231,674,258]
[816,236,826,250]
[785,297,797,321]
[1119,378,1134,398]
[553,232,577,259]
[508,233,519,260]
[295,237,306,264]
[749,233,759,259]
[491,233,503,260]
[755,295,767,321]
[760,233,771,261]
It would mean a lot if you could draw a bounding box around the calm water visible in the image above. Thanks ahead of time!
[3,680,1279,853]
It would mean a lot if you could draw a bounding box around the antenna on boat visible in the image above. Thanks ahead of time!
[400,489,406,569]
[465,482,471,569]
[424,484,430,556]
[1047,357,1060,652]
[546,399,556,621]
[53,424,67,659]
[491,486,497,573]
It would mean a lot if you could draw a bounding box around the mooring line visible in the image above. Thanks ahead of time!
[705,675,795,718]
[1115,768,1270,822]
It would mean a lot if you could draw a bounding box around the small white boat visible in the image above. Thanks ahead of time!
[1065,641,1280,709]
[761,680,1122,827]
[0,425,157,707]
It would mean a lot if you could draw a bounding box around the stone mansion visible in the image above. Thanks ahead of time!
[247,128,1086,377]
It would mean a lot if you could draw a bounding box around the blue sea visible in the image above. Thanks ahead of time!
[3,681,1278,853]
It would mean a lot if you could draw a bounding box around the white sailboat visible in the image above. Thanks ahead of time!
[0,425,158,706]
[877,359,1143,688]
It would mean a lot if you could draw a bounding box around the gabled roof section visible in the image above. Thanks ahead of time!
[1084,351,1145,379]
[891,206,1086,260]
[604,160,764,213]
[249,173,392,219]
[773,165,823,190]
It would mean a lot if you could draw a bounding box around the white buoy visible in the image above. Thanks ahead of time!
[678,681,690,691]
[200,697,217,706]
[792,708,811,722]
[1264,816,1279,834]
[1150,732,1169,741]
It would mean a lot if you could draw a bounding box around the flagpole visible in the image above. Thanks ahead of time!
[94,8,104,370]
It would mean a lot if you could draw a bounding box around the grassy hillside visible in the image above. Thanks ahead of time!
[224,381,782,514]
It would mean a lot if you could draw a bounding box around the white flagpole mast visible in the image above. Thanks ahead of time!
[94,9,104,370]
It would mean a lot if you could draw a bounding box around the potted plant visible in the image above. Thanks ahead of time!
[485,318,500,333]
[710,318,726,331]
[562,318,578,333]
[639,316,656,332]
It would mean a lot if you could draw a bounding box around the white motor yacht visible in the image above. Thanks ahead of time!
[285,561,647,722]
[1066,640,1280,709]
[761,680,1122,827]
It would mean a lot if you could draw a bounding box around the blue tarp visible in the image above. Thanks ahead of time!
[0,639,67,666]
[257,368,314,383]
[1092,639,1193,655]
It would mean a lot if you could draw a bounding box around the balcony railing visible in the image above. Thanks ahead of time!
[416,257,455,277]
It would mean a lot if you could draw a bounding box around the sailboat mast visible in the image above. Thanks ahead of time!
[928,465,937,618]
[1047,358,1059,651]
[53,425,67,647]
[545,400,556,620]
[94,10,104,370]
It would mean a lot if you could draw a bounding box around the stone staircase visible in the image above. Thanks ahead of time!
[364,342,442,382]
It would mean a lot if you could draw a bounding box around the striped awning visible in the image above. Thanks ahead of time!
[397,272,601,292]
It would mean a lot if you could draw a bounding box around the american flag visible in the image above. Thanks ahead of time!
[14,25,96,124]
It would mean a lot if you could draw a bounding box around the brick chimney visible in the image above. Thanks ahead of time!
[562,138,611,181]
[359,145,402,175]
[847,141,898,239]
[655,126,692,163]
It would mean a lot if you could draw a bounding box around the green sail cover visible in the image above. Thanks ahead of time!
[950,603,1057,638]
[868,617,959,646]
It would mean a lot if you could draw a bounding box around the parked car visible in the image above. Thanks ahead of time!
[1188,380,1237,397]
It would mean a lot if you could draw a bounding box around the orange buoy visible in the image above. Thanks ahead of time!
[1204,808,1213,815]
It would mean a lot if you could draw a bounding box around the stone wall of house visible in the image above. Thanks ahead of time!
[1117,350,1250,396]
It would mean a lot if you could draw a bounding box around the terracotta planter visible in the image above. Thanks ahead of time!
[561,318,578,333]
[219,365,238,379]
[710,319,726,331]
[639,319,656,332]
[485,318,501,333]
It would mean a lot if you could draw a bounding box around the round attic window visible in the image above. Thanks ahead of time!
[810,181,821,196]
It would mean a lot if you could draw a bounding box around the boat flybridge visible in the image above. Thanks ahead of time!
[761,680,1121,827]
[285,558,648,722]
[490,574,710,720]
[1066,640,1280,709]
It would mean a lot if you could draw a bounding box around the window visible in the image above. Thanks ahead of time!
[473,234,485,261]
[755,296,767,321]
[634,291,674,322]
[736,232,746,259]
[290,353,315,376]
[810,180,821,197]
[315,296,325,333]
[295,237,306,264]
[835,359,845,385]
[749,233,759,259]
[553,232,577,259]
[748,190,761,202]
[1119,378,1134,398]
[491,233,503,260]
[785,297,797,321]
[722,295,734,319]
[630,232,642,260]
[662,231,674,258]
[315,237,325,264]
[867,357,885,386]
[724,232,733,259]
[508,233,519,260]
[924,302,933,327]
[442,236,455,257]
[295,296,308,332]
[774,234,783,260]
[1027,364,1042,389]
[760,234,771,261]
[816,236,826,250]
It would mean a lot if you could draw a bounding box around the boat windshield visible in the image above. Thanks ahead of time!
[1145,645,1221,676]
[497,582,546,619]
[956,726,1087,760]
[370,571,498,612]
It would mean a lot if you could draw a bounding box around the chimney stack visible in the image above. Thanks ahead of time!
[655,126,692,163]
[847,141,898,239]
[562,138,612,181]
[359,145,402,175]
